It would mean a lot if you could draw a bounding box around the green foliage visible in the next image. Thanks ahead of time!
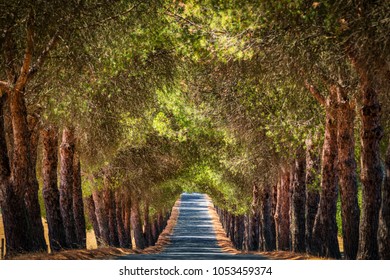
[2,1,389,222]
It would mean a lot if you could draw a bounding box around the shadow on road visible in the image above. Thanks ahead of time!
[118,193,268,260]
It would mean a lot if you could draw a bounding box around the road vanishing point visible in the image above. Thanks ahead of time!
[118,193,268,260]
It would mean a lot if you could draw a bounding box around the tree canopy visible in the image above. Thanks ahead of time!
[1,0,389,260]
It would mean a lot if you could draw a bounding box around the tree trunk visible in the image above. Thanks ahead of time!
[41,125,67,252]
[92,189,109,246]
[233,215,244,249]
[25,116,47,252]
[221,209,226,230]
[131,196,145,249]
[275,169,291,250]
[290,156,306,253]
[239,215,245,249]
[115,190,130,248]
[248,184,259,251]
[157,210,165,233]
[225,210,230,236]
[356,69,383,260]
[2,89,39,257]
[123,195,132,249]
[243,214,250,251]
[378,137,390,259]
[0,95,31,258]
[103,185,119,247]
[59,127,77,248]
[1,26,49,256]
[0,95,9,205]
[312,92,341,259]
[72,154,86,249]
[270,184,277,249]
[305,137,320,253]
[222,209,227,230]
[229,212,235,242]
[85,195,101,247]
[143,202,153,247]
[152,217,159,244]
[336,86,360,259]
[165,210,170,225]
[233,214,239,248]
[261,184,275,251]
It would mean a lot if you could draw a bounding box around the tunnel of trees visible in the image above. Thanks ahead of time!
[0,0,389,260]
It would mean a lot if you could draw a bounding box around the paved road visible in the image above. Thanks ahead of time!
[118,193,267,260]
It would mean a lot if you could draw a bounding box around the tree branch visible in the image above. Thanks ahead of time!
[15,12,34,93]
[165,10,204,30]
[28,3,141,79]
[3,30,18,82]
[164,10,226,36]
[304,80,326,107]
[94,3,141,26]
[75,2,142,31]
[28,31,60,79]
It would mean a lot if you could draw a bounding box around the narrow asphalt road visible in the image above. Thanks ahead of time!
[118,193,268,260]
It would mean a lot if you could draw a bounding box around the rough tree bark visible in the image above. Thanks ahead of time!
[73,154,86,249]
[220,209,227,230]
[243,214,250,251]
[143,201,153,247]
[224,210,230,236]
[0,17,59,257]
[356,66,383,260]
[274,168,291,250]
[336,86,360,259]
[1,22,43,257]
[85,195,102,247]
[305,137,320,253]
[312,92,341,259]
[131,196,146,249]
[233,214,239,248]
[248,184,259,251]
[233,215,244,249]
[3,88,43,257]
[0,95,9,205]
[103,185,119,247]
[25,116,47,252]
[270,184,277,249]
[260,184,275,251]
[228,212,235,242]
[42,125,67,252]
[378,137,390,259]
[225,211,230,237]
[152,217,159,244]
[92,189,109,245]
[1,88,45,257]
[115,190,129,248]
[59,127,78,248]
[290,156,306,253]
[157,210,165,233]
[0,94,31,258]
[123,194,132,249]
